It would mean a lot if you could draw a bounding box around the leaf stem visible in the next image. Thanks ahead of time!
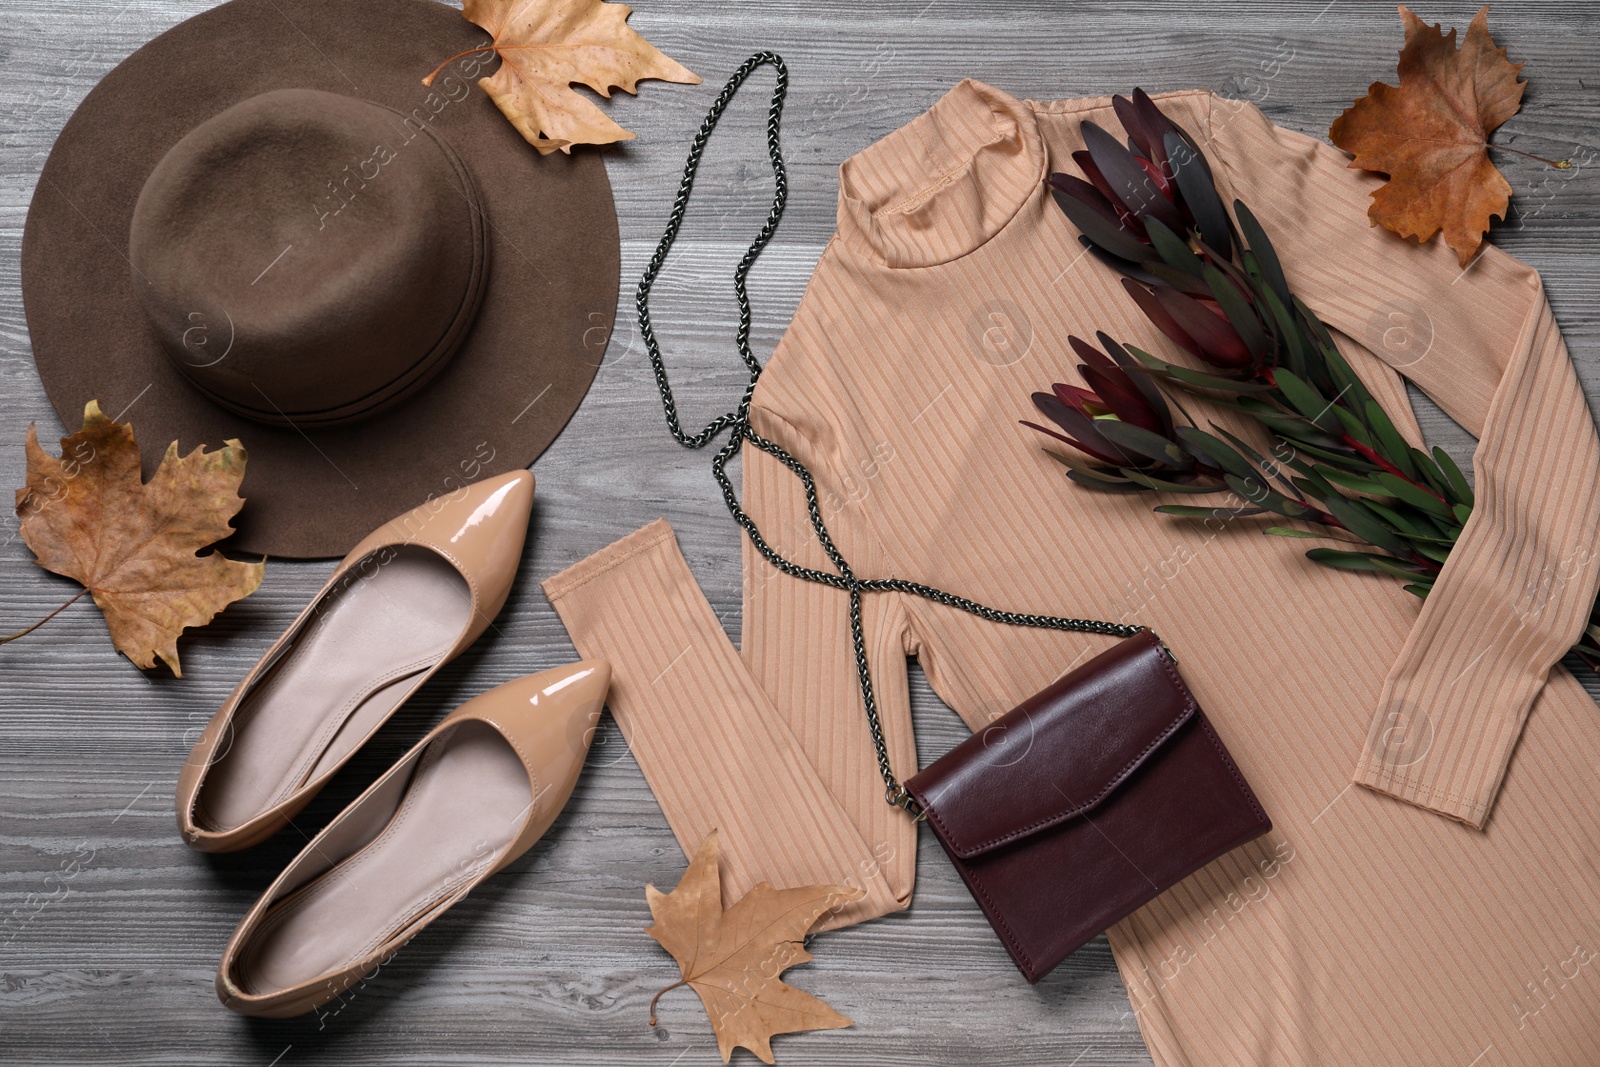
[0,589,88,645]
[648,979,687,1025]
[1488,143,1573,169]
[422,45,499,87]
[1338,433,1452,507]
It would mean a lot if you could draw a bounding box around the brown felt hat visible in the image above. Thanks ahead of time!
[22,0,621,558]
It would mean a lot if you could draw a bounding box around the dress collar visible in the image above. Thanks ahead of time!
[836,79,1044,269]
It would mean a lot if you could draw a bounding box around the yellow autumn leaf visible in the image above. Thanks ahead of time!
[426,0,700,155]
[645,832,863,1064]
[14,401,264,676]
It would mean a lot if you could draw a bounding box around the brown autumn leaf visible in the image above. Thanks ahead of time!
[1329,5,1527,266]
[425,0,700,155]
[15,401,264,676]
[645,832,863,1064]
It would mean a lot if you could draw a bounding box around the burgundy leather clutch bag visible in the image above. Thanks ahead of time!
[904,630,1270,983]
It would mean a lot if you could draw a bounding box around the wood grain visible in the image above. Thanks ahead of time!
[1,2,1597,1064]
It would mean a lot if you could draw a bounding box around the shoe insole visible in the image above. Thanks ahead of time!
[196,546,472,832]
[238,721,530,993]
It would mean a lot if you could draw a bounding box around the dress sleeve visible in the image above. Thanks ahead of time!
[1207,96,1600,828]
[742,386,919,908]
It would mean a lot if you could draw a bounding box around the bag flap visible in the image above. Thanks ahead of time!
[905,631,1195,860]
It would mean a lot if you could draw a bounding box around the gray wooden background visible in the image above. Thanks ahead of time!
[2,1,1597,1065]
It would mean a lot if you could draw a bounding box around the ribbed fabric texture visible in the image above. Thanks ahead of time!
[541,519,904,930]
[545,83,1600,1066]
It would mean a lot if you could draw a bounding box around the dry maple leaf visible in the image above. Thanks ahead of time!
[1329,5,1527,266]
[645,831,864,1064]
[14,401,264,676]
[425,0,700,155]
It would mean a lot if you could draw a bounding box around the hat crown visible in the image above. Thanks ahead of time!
[128,88,490,427]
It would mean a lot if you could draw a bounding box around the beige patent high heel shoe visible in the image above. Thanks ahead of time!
[215,661,610,1019]
[177,470,535,853]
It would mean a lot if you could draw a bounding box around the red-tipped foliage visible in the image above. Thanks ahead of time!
[1048,90,1268,377]
[1023,335,1222,488]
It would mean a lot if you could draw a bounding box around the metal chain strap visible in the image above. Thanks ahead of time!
[637,51,1144,817]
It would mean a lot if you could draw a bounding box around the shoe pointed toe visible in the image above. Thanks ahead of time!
[538,659,611,722]
[342,468,535,653]
[449,660,611,847]
[371,468,534,588]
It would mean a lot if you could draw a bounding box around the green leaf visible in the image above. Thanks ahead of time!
[1214,433,1328,506]
[1209,425,1272,467]
[1434,446,1475,507]
[1124,470,1228,494]
[1045,449,1143,486]
[1231,401,1345,449]
[1290,302,1339,395]
[1305,548,1389,572]
[1360,501,1456,543]
[1165,131,1234,256]
[1330,405,1373,449]
[1363,499,1429,536]
[1124,344,1169,370]
[1320,343,1367,406]
[1266,449,1336,497]
[1280,436,1373,470]
[1297,297,1338,355]
[1095,420,1186,466]
[1275,424,1352,455]
[1139,360,1274,394]
[1315,466,1387,496]
[1273,369,1339,432]
[1224,473,1312,518]
[1155,503,1265,519]
[1209,428,1311,499]
[1453,502,1475,525]
[1241,247,1263,285]
[1369,556,1436,580]
[1322,493,1411,556]
[1065,469,1150,493]
[1174,426,1260,480]
[1265,525,1329,539]
[1304,548,1430,580]
[1144,261,1213,296]
[1413,542,1452,565]
[1202,264,1269,362]
[1362,401,1418,479]
[1403,583,1434,599]
[1409,447,1451,499]
[1234,199,1291,306]
[1288,476,1329,501]
[1259,285,1307,379]
[1260,444,1316,477]
[1143,217,1204,277]
[1295,297,1373,405]
[1372,472,1453,520]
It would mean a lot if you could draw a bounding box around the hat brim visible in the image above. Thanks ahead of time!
[22,0,620,558]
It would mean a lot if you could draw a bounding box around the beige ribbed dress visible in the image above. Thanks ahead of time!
[544,83,1600,1066]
